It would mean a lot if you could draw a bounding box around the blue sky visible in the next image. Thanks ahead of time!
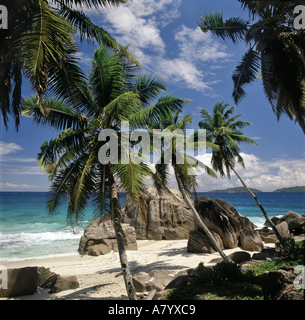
[0,0,305,192]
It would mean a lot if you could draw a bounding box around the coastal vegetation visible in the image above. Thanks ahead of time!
[208,186,305,193]
[208,187,264,193]
[166,237,305,300]
[273,186,305,193]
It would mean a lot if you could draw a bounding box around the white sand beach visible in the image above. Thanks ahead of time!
[0,239,263,300]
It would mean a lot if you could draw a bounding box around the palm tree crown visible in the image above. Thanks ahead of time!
[199,101,258,178]
[0,0,131,130]
[149,110,233,263]
[199,101,283,242]
[22,46,186,218]
[198,1,305,134]
[22,46,189,299]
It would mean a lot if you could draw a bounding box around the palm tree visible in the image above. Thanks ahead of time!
[199,101,283,242]
[198,1,305,134]
[151,111,233,264]
[22,46,187,300]
[0,0,131,130]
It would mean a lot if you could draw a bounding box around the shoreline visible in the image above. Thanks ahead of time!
[0,239,268,300]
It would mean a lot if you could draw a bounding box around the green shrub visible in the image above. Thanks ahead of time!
[166,242,305,300]
[196,261,256,285]
[276,238,305,263]
[166,261,261,300]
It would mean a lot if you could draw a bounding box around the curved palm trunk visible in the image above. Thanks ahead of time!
[173,167,233,264]
[109,174,137,300]
[230,166,283,243]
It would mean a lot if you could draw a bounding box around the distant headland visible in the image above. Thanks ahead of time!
[272,186,305,193]
[207,187,264,193]
[206,186,305,193]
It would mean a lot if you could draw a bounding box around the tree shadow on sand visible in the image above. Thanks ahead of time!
[98,259,196,277]
[52,283,124,300]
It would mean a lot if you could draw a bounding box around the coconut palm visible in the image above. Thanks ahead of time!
[0,0,131,130]
[198,1,305,134]
[150,111,233,263]
[199,101,283,242]
[22,46,188,300]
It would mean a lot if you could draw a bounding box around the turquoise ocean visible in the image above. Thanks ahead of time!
[0,191,304,262]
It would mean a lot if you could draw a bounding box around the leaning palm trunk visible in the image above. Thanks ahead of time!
[109,175,137,300]
[230,166,283,243]
[173,167,233,264]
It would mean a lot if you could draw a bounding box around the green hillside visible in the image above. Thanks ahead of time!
[273,186,305,192]
[208,187,264,193]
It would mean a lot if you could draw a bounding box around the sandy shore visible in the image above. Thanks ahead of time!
[1,240,262,300]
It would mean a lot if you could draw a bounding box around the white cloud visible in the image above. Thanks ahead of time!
[75,51,92,68]
[0,141,45,178]
[102,3,166,53]
[91,0,231,95]
[245,158,305,191]
[158,58,214,93]
[0,141,23,156]
[0,157,37,163]
[0,182,38,190]
[103,0,182,28]
[0,141,37,163]
[0,165,45,175]
[165,152,305,192]
[175,25,230,63]
[159,25,231,94]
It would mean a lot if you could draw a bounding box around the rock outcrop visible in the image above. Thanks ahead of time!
[38,267,79,293]
[79,187,194,256]
[262,266,304,300]
[187,196,264,253]
[266,211,305,232]
[121,187,194,240]
[240,227,265,251]
[188,230,224,254]
[132,270,176,293]
[79,213,138,256]
[0,266,80,298]
[258,211,305,243]
[0,267,38,298]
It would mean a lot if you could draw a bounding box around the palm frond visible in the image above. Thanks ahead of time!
[129,95,190,129]
[183,153,217,179]
[199,101,257,177]
[92,164,111,216]
[21,0,75,101]
[38,129,88,176]
[103,92,141,124]
[60,4,119,47]
[46,158,81,215]
[71,150,97,216]
[22,95,87,130]
[54,0,128,9]
[153,163,171,195]
[134,74,167,106]
[47,54,88,107]
[198,11,248,44]
[112,160,151,201]
[89,46,124,109]
[232,47,260,104]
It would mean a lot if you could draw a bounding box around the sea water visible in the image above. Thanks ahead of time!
[0,191,304,262]
[0,192,93,262]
